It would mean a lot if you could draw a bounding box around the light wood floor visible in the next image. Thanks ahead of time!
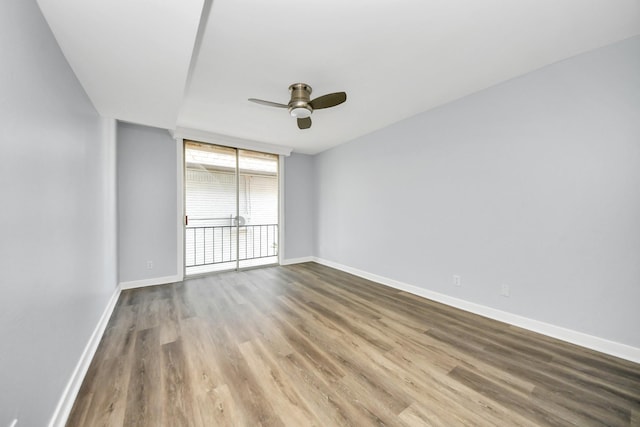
[67,263,640,426]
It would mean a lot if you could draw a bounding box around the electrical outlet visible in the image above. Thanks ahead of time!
[146,260,153,270]
[453,275,461,287]
[501,284,510,297]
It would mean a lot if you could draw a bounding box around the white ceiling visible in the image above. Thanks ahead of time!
[38,0,640,154]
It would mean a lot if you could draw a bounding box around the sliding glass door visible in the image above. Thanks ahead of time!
[184,141,279,275]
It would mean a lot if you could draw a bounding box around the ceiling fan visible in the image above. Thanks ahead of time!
[248,83,347,130]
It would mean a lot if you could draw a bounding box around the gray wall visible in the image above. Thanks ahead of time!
[0,1,117,426]
[315,36,640,348]
[117,126,314,279]
[284,153,316,260]
[118,122,178,283]
[118,131,316,283]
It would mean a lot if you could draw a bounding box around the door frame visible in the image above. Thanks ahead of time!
[179,139,283,277]
[172,128,292,281]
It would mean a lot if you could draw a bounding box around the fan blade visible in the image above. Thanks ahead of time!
[297,117,312,129]
[248,98,288,108]
[309,92,346,110]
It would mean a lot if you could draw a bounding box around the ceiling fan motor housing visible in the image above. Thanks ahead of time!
[288,83,313,118]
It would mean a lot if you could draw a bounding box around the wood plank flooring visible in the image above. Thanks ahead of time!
[67,263,640,426]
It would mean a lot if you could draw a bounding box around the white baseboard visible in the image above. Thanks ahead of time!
[280,256,315,265]
[312,257,640,364]
[119,274,181,290]
[48,286,121,427]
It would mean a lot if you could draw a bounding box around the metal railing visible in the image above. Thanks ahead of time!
[185,224,278,267]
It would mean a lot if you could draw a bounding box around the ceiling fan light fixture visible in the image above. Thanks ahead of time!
[290,106,312,118]
[249,83,346,129]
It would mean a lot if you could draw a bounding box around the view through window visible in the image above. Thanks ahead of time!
[184,141,279,275]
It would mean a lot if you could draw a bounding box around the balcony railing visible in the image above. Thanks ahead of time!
[185,224,278,267]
